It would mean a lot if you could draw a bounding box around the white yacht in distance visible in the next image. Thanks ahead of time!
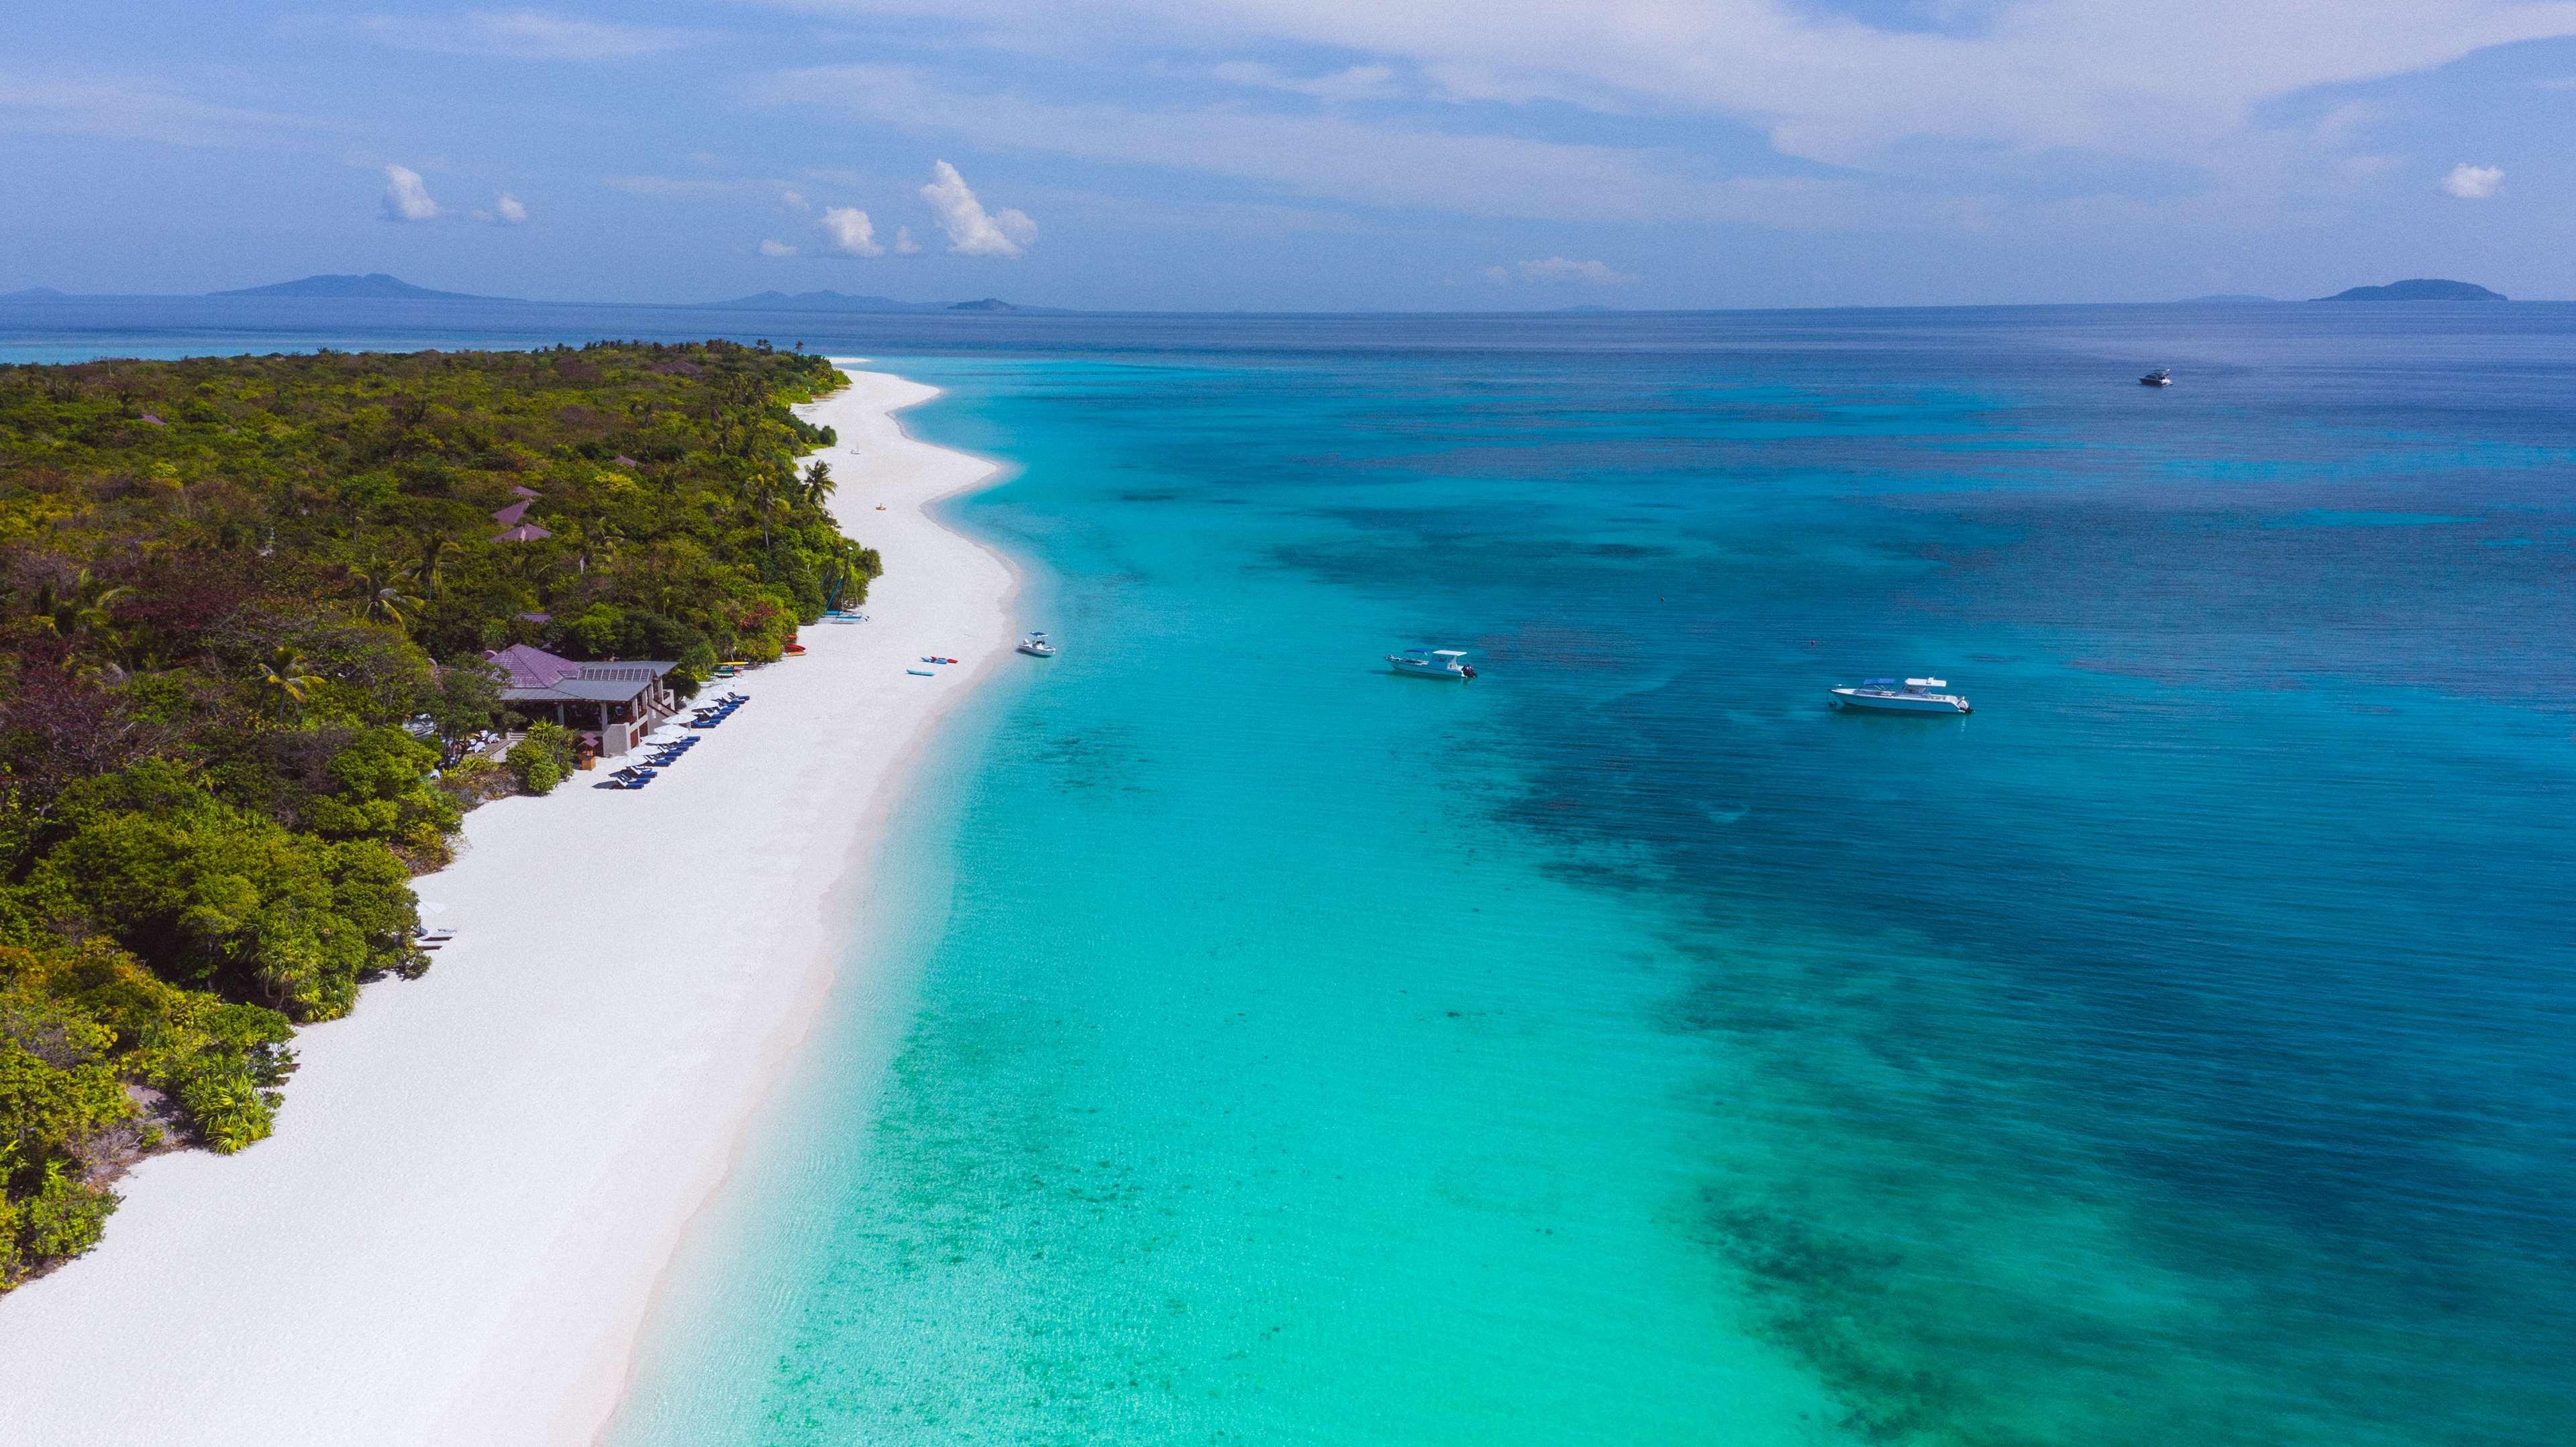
[1389,647,1476,680]
[1829,677,1971,714]
[1017,631,1056,657]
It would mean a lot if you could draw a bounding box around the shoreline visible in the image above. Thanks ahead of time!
[0,365,1022,1446]
[583,372,1029,1440]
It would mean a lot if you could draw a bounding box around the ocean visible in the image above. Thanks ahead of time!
[11,299,2573,1444]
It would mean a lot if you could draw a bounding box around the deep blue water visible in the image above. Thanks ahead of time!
[11,300,2573,1443]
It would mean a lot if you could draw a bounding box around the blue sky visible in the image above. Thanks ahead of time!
[3,1,2571,308]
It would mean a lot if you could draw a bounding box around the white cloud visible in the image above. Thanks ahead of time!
[382,164,442,221]
[767,66,1839,225]
[603,174,774,197]
[2441,162,2504,199]
[781,188,809,211]
[819,205,884,256]
[920,160,1035,257]
[0,72,320,148]
[357,9,704,60]
[1212,61,1404,102]
[892,225,922,254]
[758,1,2576,174]
[472,191,529,224]
[760,238,799,256]
[1512,256,1639,284]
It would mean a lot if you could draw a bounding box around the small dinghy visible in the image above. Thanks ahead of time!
[906,667,936,677]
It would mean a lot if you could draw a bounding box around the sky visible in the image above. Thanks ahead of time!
[3,1,2572,309]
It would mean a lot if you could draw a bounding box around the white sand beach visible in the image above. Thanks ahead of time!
[0,367,1015,1444]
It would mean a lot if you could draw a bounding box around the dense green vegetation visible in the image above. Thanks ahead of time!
[0,341,869,1285]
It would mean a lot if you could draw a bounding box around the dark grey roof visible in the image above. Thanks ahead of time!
[503,681,648,705]
[500,661,674,706]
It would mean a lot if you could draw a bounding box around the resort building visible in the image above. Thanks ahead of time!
[484,643,680,757]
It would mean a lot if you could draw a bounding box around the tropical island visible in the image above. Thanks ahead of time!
[209,273,513,301]
[2315,278,2508,301]
[0,341,874,1285]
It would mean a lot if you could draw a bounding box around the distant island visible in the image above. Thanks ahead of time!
[2314,278,2506,302]
[209,272,515,301]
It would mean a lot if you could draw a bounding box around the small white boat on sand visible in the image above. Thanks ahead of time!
[1829,677,1971,714]
[1389,648,1475,680]
[1018,632,1056,657]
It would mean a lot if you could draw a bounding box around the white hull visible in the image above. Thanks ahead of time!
[1389,659,1470,680]
[1830,688,1969,714]
[1017,644,1053,657]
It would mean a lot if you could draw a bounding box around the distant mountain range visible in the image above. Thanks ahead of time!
[210,272,516,301]
[2315,278,2506,302]
[4,274,2526,311]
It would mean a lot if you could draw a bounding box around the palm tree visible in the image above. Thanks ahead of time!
[576,515,623,576]
[260,646,318,720]
[799,460,835,507]
[25,569,132,639]
[348,558,425,631]
[743,472,787,549]
[413,532,462,602]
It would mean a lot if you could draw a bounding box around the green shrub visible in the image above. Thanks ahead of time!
[505,721,578,796]
[15,1162,114,1261]
[30,763,419,1020]
[303,727,460,853]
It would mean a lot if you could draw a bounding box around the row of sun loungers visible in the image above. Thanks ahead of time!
[596,692,750,790]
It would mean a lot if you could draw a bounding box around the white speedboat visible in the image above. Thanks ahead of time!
[1017,631,1055,657]
[1829,677,1971,714]
[1388,647,1475,680]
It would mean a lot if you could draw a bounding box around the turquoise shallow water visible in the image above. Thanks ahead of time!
[7,303,2569,1444]
[604,318,2575,1447]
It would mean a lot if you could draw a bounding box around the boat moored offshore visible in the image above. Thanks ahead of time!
[2140,366,2173,386]
[1828,677,1971,714]
[1388,647,1476,680]
[1017,631,1056,657]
